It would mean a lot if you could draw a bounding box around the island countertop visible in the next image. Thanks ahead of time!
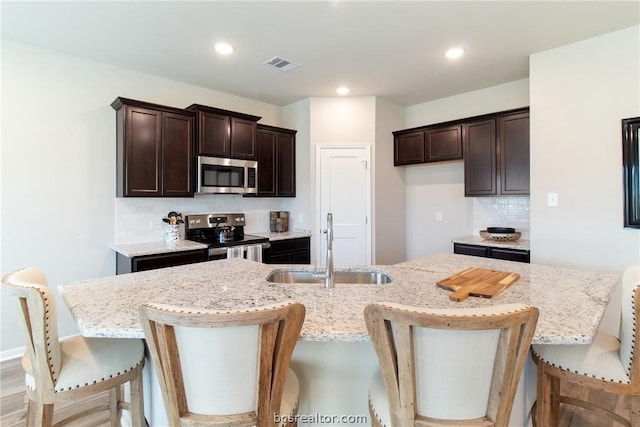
[59,253,617,345]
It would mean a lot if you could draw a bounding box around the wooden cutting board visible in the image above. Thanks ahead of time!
[437,267,520,302]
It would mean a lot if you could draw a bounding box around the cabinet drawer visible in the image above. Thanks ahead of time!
[453,243,530,264]
[453,243,489,258]
[116,249,207,274]
[490,248,530,263]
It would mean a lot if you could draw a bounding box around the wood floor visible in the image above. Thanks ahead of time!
[0,357,632,426]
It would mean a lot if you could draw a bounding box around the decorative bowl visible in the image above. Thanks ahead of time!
[479,230,521,242]
[486,227,515,234]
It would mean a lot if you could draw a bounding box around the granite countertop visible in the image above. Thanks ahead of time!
[111,240,208,257]
[59,253,617,345]
[453,235,531,251]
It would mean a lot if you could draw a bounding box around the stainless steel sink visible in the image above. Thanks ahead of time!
[265,269,392,285]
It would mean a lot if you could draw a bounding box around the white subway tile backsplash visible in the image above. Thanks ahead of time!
[472,197,530,238]
[115,196,285,245]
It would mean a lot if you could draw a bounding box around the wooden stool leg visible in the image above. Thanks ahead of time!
[25,398,36,427]
[32,403,54,427]
[628,394,640,426]
[536,363,560,427]
[130,370,145,427]
[110,386,121,427]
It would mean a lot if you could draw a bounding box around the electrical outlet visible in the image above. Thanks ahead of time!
[435,212,443,222]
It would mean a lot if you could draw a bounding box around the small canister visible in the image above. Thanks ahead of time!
[270,211,289,232]
[165,224,180,242]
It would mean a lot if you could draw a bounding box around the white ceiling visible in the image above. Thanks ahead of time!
[2,1,639,106]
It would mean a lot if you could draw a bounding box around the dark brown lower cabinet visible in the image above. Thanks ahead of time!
[265,237,311,264]
[453,243,530,263]
[116,249,207,274]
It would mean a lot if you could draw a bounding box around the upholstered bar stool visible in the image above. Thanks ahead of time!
[2,267,145,427]
[364,302,539,427]
[532,265,640,426]
[138,300,306,427]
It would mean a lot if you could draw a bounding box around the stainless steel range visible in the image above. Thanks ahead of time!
[184,213,269,261]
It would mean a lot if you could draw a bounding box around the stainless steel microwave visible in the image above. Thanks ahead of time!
[196,156,258,194]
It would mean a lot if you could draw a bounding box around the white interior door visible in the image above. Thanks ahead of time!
[317,145,371,266]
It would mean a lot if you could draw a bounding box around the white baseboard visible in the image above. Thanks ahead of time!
[1,333,81,362]
[1,346,26,362]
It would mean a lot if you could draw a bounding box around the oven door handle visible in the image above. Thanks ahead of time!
[209,242,270,257]
[209,247,228,256]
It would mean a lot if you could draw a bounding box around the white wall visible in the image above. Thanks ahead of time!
[403,80,530,259]
[307,97,377,264]
[0,40,284,354]
[281,99,313,235]
[374,98,406,264]
[283,96,406,266]
[530,26,640,272]
[530,26,640,334]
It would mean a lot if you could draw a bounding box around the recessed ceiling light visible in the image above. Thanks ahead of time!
[445,47,464,60]
[214,42,234,56]
[336,86,350,95]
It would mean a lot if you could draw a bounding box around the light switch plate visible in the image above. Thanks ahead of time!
[547,192,559,207]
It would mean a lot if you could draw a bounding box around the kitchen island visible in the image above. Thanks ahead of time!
[59,253,618,426]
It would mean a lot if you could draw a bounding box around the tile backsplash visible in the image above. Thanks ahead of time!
[115,196,285,245]
[472,197,530,238]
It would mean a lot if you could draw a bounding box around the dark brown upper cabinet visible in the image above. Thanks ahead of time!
[462,108,530,197]
[186,104,261,160]
[426,125,463,162]
[394,124,462,166]
[394,131,425,165]
[256,124,297,197]
[112,97,194,198]
[498,110,530,195]
[463,119,497,196]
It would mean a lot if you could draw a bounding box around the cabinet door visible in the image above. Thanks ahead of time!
[463,119,497,196]
[425,125,462,162]
[266,237,310,264]
[125,106,162,196]
[198,111,230,157]
[230,117,257,160]
[256,128,277,196]
[498,111,530,195]
[394,131,425,165]
[276,132,296,197]
[162,112,194,197]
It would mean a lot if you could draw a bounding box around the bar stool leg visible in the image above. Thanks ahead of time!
[536,363,560,427]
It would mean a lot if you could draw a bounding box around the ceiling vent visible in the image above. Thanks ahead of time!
[264,56,299,72]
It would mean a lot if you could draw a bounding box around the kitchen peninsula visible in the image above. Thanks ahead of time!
[59,253,617,426]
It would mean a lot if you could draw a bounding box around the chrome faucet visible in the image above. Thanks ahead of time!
[323,213,335,289]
